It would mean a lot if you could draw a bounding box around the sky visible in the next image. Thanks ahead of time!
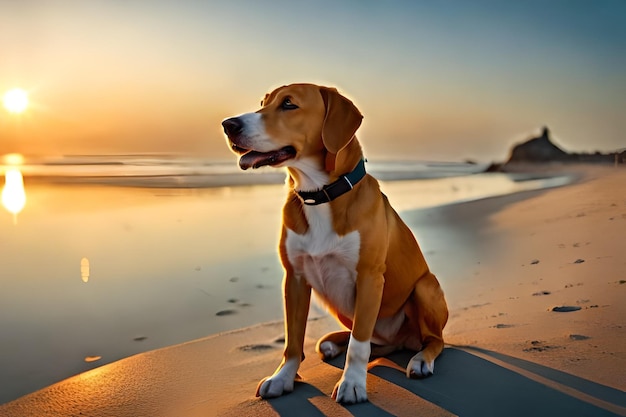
[0,0,624,162]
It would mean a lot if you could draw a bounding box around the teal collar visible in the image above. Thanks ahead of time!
[297,159,366,206]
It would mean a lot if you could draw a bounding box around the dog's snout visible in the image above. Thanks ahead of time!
[222,117,243,137]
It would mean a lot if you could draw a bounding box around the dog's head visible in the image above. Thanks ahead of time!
[222,84,362,174]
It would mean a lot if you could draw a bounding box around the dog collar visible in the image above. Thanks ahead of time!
[297,158,366,206]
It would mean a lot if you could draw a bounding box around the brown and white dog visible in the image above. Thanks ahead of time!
[222,83,448,404]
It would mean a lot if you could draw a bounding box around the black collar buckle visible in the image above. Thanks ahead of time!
[297,159,366,206]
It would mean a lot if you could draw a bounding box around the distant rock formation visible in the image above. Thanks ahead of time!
[507,127,568,162]
[505,126,625,165]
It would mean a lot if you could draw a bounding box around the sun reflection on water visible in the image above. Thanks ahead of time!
[2,168,27,222]
[81,258,90,283]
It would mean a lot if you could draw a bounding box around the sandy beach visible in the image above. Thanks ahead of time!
[1,164,624,416]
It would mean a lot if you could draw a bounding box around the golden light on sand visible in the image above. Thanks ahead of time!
[2,169,27,218]
[81,258,90,283]
[2,88,29,114]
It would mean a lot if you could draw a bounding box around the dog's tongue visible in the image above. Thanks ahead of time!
[239,147,296,170]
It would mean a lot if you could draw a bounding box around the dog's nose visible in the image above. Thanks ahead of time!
[222,117,243,137]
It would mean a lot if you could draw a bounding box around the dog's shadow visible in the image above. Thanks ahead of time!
[267,381,395,417]
[266,351,400,417]
[266,348,624,417]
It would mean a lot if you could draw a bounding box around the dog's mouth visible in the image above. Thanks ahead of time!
[232,144,297,170]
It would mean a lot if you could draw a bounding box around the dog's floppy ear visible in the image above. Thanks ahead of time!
[260,93,270,107]
[319,87,363,157]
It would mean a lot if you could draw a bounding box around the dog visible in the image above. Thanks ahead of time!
[222,83,448,404]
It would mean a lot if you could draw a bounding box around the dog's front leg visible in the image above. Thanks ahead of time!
[256,265,311,399]
[332,268,384,404]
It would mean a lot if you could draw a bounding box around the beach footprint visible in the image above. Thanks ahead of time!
[216,309,238,316]
[551,306,581,312]
[569,334,590,341]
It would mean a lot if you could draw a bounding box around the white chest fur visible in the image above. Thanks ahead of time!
[285,204,360,317]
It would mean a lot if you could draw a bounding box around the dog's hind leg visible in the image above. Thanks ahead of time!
[406,272,448,378]
[370,343,400,358]
[316,330,351,360]
[317,331,399,360]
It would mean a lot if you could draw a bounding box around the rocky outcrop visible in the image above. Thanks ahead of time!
[507,127,568,163]
[505,127,625,165]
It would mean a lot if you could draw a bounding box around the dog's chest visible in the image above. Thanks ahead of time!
[285,205,360,315]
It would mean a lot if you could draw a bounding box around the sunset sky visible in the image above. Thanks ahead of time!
[1,1,624,162]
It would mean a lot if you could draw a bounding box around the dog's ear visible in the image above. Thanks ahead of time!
[260,93,270,107]
[319,87,363,157]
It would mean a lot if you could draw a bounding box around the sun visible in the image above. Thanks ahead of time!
[2,88,29,114]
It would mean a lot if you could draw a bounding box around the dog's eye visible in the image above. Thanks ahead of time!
[281,97,299,110]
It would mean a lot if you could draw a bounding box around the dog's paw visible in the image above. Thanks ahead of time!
[256,375,295,399]
[319,341,342,360]
[256,358,300,399]
[406,351,435,378]
[332,374,368,404]
[331,334,370,403]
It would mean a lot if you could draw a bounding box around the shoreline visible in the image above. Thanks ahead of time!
[6,158,490,188]
[1,164,624,416]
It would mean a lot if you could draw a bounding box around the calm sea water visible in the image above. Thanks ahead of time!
[0,156,572,404]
